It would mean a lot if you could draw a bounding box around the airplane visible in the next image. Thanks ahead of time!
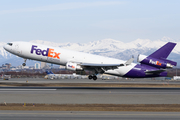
[45,71,81,79]
[45,71,57,79]
[3,41,177,80]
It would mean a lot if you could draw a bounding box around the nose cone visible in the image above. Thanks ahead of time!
[3,43,13,52]
[3,44,8,51]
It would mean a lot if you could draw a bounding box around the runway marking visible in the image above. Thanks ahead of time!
[0,89,57,91]
[112,92,180,94]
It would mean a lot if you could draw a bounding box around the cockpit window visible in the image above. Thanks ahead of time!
[7,43,13,46]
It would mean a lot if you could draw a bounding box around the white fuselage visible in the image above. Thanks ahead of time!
[4,41,136,77]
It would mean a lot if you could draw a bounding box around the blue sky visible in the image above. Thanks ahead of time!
[0,0,180,43]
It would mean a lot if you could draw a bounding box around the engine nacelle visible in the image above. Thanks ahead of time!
[137,54,175,68]
[137,54,147,63]
[66,62,83,71]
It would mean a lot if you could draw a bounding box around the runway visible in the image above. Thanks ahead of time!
[1,78,180,119]
[1,111,180,120]
[1,86,180,104]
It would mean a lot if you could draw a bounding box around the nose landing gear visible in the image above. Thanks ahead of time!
[88,75,97,80]
[22,59,27,66]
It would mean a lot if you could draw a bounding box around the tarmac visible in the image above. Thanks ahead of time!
[0,78,180,104]
[0,86,180,104]
[1,111,180,120]
[1,78,180,119]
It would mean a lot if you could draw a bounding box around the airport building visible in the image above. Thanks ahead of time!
[41,62,46,69]
[5,63,11,69]
[59,65,65,69]
[2,63,11,70]
[35,63,40,69]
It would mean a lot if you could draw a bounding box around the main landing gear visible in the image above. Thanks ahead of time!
[88,75,97,81]
[22,58,27,66]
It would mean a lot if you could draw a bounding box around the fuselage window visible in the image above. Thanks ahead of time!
[7,43,13,46]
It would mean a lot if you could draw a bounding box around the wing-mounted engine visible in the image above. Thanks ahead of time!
[66,62,83,71]
[137,54,177,68]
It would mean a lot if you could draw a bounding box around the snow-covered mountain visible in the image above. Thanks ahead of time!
[1,37,180,66]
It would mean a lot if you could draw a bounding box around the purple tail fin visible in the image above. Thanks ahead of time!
[148,42,177,66]
[149,42,176,59]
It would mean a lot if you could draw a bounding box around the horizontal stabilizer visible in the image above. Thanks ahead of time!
[145,69,166,74]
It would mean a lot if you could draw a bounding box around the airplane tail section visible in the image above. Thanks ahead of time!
[138,42,177,68]
[50,71,54,74]
[149,42,176,59]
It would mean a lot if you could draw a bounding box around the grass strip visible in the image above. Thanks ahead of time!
[1,104,180,112]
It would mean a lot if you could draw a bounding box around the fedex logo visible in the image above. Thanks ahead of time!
[149,59,162,66]
[30,45,60,59]
[68,65,75,68]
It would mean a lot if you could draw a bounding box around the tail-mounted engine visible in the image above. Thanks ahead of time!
[66,62,83,71]
[137,54,177,68]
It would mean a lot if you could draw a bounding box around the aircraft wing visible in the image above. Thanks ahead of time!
[79,56,134,74]
[81,63,120,67]
[81,56,134,68]
[80,63,120,74]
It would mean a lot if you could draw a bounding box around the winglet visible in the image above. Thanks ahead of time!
[125,55,134,65]
[120,56,134,66]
